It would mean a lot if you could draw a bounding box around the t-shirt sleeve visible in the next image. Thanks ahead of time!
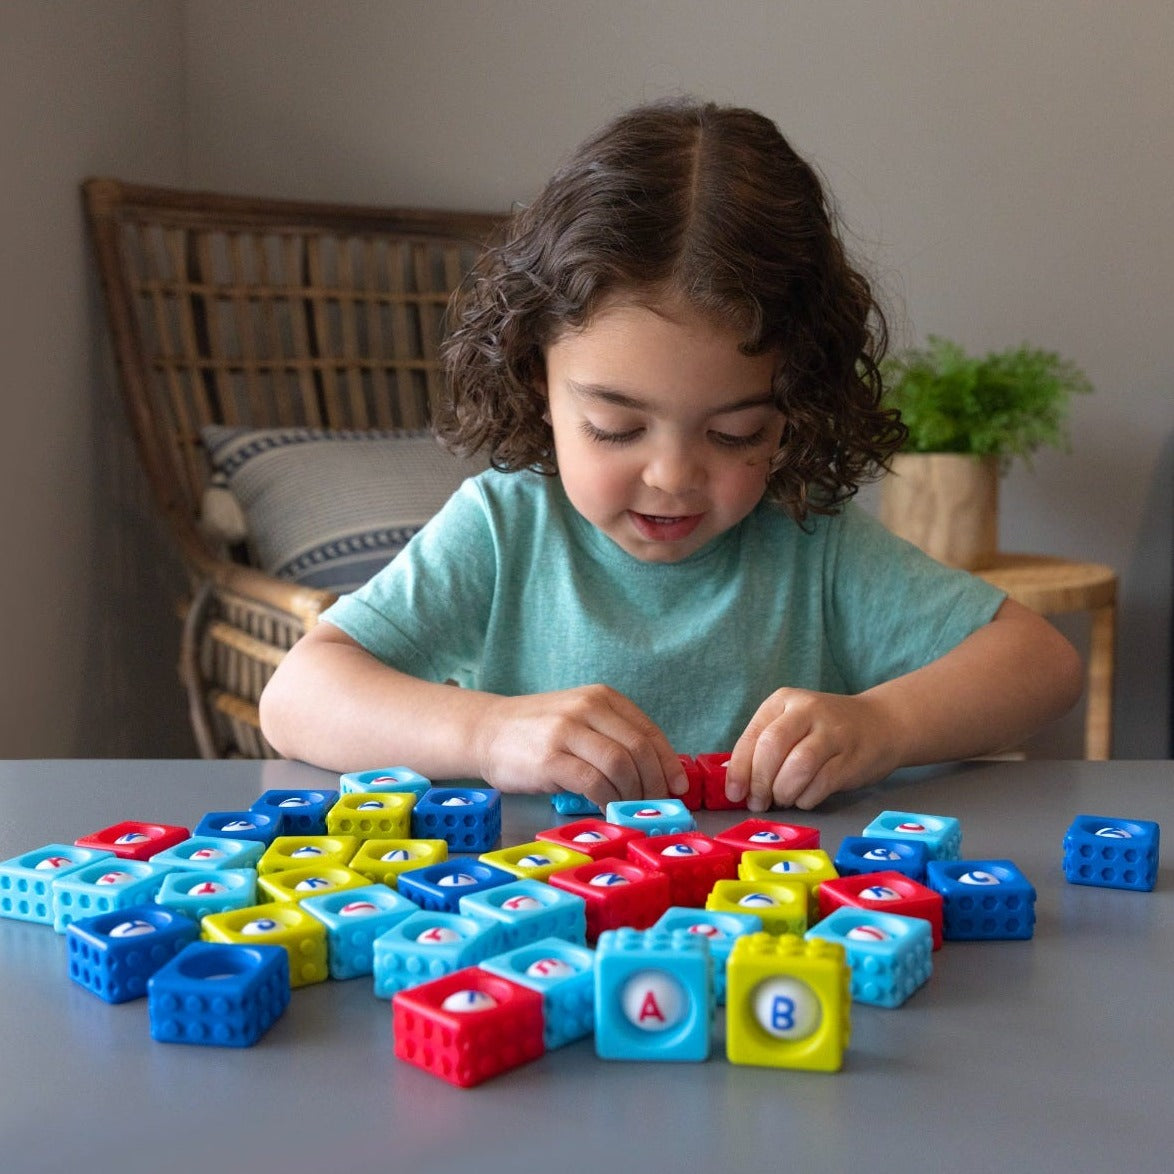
[318,475,496,683]
[823,504,1007,693]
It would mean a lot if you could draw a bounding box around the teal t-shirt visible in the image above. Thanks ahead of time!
[321,469,1005,755]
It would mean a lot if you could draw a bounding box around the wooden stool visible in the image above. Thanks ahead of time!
[976,554,1117,760]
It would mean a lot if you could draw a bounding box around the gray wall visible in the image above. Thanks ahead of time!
[3,1,1171,759]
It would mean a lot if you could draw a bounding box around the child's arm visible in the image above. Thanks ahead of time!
[259,622,687,806]
[724,598,1085,811]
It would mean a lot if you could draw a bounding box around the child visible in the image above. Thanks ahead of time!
[259,99,1082,811]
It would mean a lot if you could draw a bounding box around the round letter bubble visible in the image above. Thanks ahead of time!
[621,970,686,1031]
[770,861,808,874]
[860,885,901,901]
[291,846,325,858]
[863,848,901,862]
[959,870,1000,886]
[188,881,227,896]
[35,855,73,870]
[339,900,379,916]
[416,926,460,945]
[437,872,478,888]
[515,854,552,868]
[748,831,783,843]
[738,891,778,908]
[845,923,888,942]
[441,989,497,1013]
[752,976,822,1040]
[526,956,576,979]
[109,919,156,938]
[590,872,630,887]
[501,894,543,911]
[572,831,606,843]
[241,918,281,935]
[661,843,698,857]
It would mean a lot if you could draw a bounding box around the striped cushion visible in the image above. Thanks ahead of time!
[201,426,485,593]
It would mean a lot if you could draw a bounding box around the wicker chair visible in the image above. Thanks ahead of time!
[83,178,504,759]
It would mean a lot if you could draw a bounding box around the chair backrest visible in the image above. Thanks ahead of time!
[83,178,504,562]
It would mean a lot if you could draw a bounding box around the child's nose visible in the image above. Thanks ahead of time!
[642,442,702,496]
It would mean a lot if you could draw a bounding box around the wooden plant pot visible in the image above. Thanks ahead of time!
[879,453,999,570]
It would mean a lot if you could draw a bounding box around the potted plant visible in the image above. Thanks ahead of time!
[879,336,1093,569]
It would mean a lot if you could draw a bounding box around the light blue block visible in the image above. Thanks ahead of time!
[652,906,762,1005]
[551,793,601,816]
[605,799,695,837]
[372,910,501,998]
[480,936,595,1049]
[149,836,265,872]
[301,883,416,979]
[0,845,114,925]
[594,926,712,1062]
[806,907,932,1008]
[862,811,961,862]
[52,859,171,933]
[156,869,258,921]
[459,878,587,949]
[339,767,431,801]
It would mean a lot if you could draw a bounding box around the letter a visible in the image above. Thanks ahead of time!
[638,990,666,1023]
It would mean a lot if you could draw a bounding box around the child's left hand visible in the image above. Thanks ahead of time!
[724,688,904,811]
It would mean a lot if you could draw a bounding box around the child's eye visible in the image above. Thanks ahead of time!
[710,427,768,449]
[580,420,642,446]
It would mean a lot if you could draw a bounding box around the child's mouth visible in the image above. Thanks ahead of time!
[628,512,704,542]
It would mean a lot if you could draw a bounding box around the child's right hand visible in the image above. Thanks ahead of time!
[475,685,689,808]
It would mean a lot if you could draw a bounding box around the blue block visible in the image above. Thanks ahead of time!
[605,799,695,837]
[594,926,712,1062]
[249,788,339,835]
[834,835,929,881]
[862,811,961,861]
[806,907,932,1007]
[480,936,596,1049]
[926,859,1037,940]
[156,868,258,920]
[552,793,601,816]
[340,767,431,801]
[0,844,114,925]
[149,835,265,872]
[410,787,502,852]
[1063,814,1160,892]
[148,941,290,1046]
[67,904,200,1003]
[459,877,587,949]
[652,906,762,1005]
[193,810,281,846]
[372,910,502,998]
[397,857,515,913]
[52,859,171,933]
[300,883,417,979]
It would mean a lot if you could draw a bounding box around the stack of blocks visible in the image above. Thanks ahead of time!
[0,769,1160,1086]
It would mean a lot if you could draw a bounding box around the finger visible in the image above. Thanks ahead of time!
[592,692,683,799]
[786,754,844,811]
[746,718,808,812]
[547,751,626,809]
[768,737,837,809]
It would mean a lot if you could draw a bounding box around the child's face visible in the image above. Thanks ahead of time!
[542,296,784,563]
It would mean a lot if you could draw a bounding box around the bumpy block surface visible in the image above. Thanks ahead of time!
[605,799,695,837]
[339,766,431,800]
[411,788,502,853]
[715,818,821,854]
[594,926,712,1061]
[652,906,763,1005]
[194,810,281,846]
[67,905,200,1003]
[74,821,190,862]
[726,932,851,1071]
[326,792,415,840]
[818,871,944,949]
[397,858,516,912]
[626,833,740,907]
[156,868,257,920]
[202,901,329,988]
[739,849,838,921]
[806,908,932,1008]
[1063,815,1160,892]
[392,966,545,1087]
[372,910,501,998]
[0,845,113,925]
[148,942,290,1046]
[551,792,601,816]
[834,835,929,881]
[706,878,808,936]
[348,838,448,887]
[300,883,417,979]
[459,878,587,950]
[547,858,671,943]
[862,811,961,861]
[479,840,593,881]
[535,818,644,861]
[480,936,596,1049]
[257,863,371,904]
[52,859,170,933]
[249,788,339,836]
[926,860,1037,940]
[257,835,360,875]
[150,835,264,873]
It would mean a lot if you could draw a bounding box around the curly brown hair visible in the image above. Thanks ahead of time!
[438,98,905,521]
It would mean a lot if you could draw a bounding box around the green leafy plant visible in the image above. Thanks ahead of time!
[882,336,1093,467]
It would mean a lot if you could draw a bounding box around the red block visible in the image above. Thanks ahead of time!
[392,967,545,1088]
[695,753,744,810]
[75,820,190,861]
[818,870,944,949]
[676,755,705,811]
[547,857,671,942]
[534,818,644,861]
[625,833,740,907]
[714,818,821,855]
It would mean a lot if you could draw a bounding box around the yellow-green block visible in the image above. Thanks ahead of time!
[258,835,361,876]
[479,840,592,880]
[202,901,329,988]
[348,839,448,886]
[726,932,850,1071]
[738,849,838,921]
[256,864,371,904]
[326,792,414,839]
[706,878,808,935]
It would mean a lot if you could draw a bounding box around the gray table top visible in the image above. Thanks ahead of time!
[0,757,1170,1174]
